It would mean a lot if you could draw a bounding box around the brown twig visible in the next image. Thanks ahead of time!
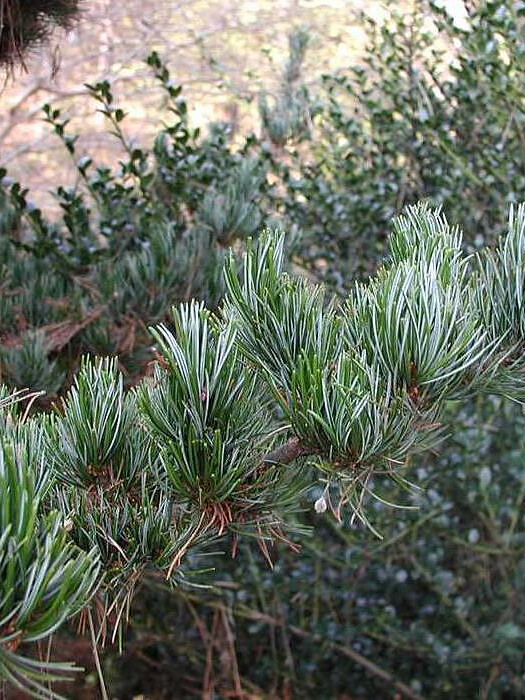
[177,590,426,700]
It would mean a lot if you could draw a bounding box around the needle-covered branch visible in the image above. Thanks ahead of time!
[3,201,525,696]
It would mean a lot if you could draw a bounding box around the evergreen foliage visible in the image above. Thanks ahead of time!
[1,202,525,693]
[161,396,525,698]
[259,27,315,146]
[0,394,99,697]
[281,1,525,288]
[0,53,275,395]
[0,0,82,72]
[2,2,525,695]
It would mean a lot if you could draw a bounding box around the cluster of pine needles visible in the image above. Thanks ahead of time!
[0,0,82,73]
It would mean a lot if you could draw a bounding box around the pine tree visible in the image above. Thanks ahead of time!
[2,201,525,695]
[0,0,81,73]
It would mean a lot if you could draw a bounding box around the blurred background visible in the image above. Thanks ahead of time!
[1,0,371,211]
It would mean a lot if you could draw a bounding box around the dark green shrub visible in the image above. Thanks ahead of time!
[279,1,525,290]
[0,53,275,394]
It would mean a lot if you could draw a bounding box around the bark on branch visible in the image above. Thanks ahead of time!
[263,437,313,466]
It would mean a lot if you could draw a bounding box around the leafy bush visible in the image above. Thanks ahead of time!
[0,52,276,395]
[279,1,525,289]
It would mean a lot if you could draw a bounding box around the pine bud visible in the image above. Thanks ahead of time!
[314,496,327,514]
